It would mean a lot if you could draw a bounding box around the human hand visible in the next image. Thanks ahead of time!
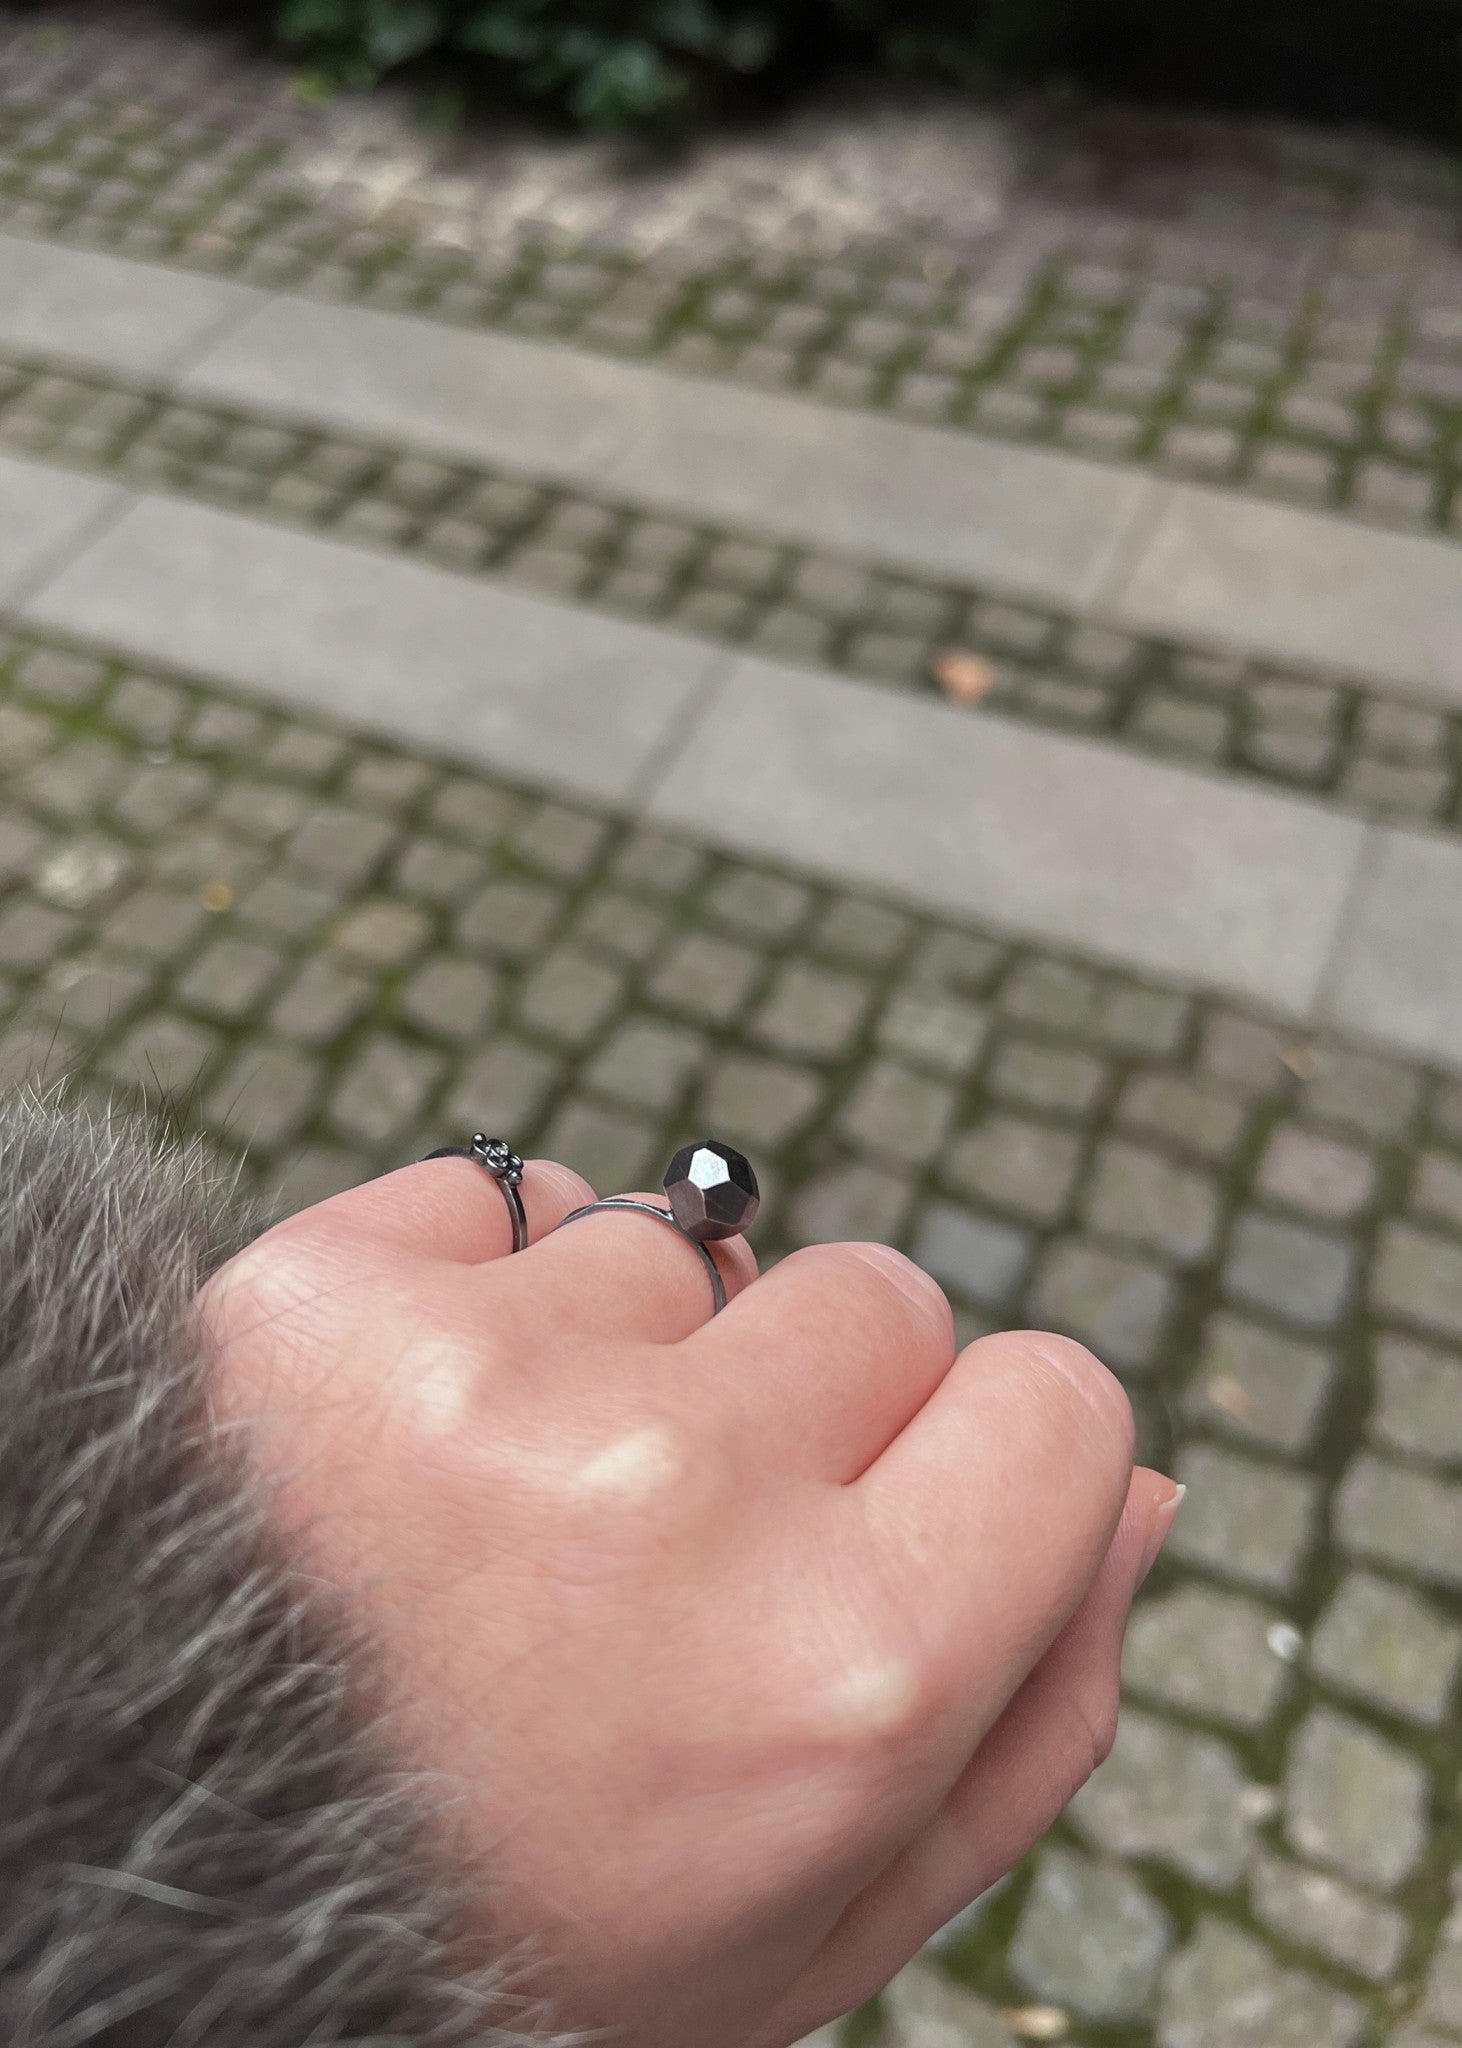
[199,1152,1181,2048]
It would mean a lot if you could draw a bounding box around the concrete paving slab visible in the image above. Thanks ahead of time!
[17,491,721,805]
[645,653,1366,1015]
[181,294,1156,605]
[1322,828,1462,1066]
[0,231,260,380]
[1108,484,1462,708]
[0,451,123,604]
[598,373,1156,608]
[182,294,644,487]
[4,234,1456,701]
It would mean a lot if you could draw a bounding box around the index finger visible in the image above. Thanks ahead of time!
[270,1153,595,1265]
[855,1329,1135,1773]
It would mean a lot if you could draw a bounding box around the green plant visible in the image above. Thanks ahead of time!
[263,0,1069,128]
[274,0,785,124]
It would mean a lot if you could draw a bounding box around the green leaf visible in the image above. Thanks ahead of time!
[457,0,554,63]
[288,65,344,101]
[571,38,685,126]
[278,0,360,48]
[362,0,447,67]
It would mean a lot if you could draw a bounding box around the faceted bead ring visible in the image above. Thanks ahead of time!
[552,1141,760,1316]
[423,1132,529,1253]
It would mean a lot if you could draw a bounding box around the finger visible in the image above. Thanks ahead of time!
[772,1469,1180,2034]
[491,1189,759,1344]
[276,1154,595,1264]
[856,1330,1136,1782]
[687,1243,955,1478]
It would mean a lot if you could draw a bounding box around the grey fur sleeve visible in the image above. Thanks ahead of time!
[0,1093,565,2048]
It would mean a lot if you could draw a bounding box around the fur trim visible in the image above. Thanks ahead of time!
[0,1092,563,2048]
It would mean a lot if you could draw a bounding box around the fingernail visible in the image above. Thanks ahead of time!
[1137,1482,1185,1586]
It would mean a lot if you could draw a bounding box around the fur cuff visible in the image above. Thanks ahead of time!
[0,1093,561,2048]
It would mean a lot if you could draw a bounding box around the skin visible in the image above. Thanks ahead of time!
[200,1153,1182,2048]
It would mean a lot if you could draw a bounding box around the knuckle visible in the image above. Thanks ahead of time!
[203,1227,330,1353]
[563,1389,739,1529]
[1014,1330,1135,1470]
[791,1241,952,1336]
[532,1158,597,1211]
[816,1604,950,1765]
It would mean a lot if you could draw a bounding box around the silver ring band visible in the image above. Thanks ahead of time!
[424,1133,528,1253]
[552,1199,728,1314]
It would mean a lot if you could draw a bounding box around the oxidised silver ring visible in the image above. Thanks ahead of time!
[553,1198,728,1313]
[550,1142,760,1317]
[424,1132,528,1253]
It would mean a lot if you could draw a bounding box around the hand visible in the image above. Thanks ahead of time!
[199,1154,1181,2048]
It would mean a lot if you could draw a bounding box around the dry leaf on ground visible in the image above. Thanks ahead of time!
[930,647,995,703]
[1281,1039,1316,1079]
[997,2007,1069,2041]
[1203,1374,1259,1425]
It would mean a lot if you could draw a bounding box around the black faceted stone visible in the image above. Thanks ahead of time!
[663,1140,760,1242]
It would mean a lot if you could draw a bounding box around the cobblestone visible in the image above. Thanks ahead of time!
[1304,1050,1422,1143]
[1257,1125,1376,1222]
[755,962,871,1060]
[540,1098,655,1191]
[650,932,763,1027]
[794,1160,915,1249]
[209,1039,321,1152]
[1122,1583,1294,1730]
[1158,1920,1363,2048]
[1372,1334,1462,1465]
[700,1053,822,1149]
[910,1201,1032,1309]
[1422,1900,1462,2033]
[102,1010,216,1094]
[1374,1223,1462,1343]
[518,947,626,1049]
[838,1061,956,1166]
[331,898,432,968]
[880,1961,1014,2048]
[399,956,499,1042]
[1083,1141,1221,1266]
[1010,1848,1172,2022]
[1250,1853,1409,1984]
[1224,1212,1356,1331]
[1283,1707,1430,1891]
[270,956,373,1046]
[1334,1453,1462,1589]
[1117,1074,1248,1162]
[585,1017,705,1112]
[944,1114,1083,1225]
[1029,1239,1174,1374]
[176,935,285,1021]
[1185,1314,1337,1453]
[1167,1443,1320,1593]
[876,989,988,1078]
[1311,1572,1462,1728]
[1070,1709,1256,1887]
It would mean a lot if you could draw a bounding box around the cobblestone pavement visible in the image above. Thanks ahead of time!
[4,7,1462,536]
[6,348,1462,826]
[5,622,1462,2047]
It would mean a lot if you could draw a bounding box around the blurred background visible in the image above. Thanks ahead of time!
[1,2,1461,2045]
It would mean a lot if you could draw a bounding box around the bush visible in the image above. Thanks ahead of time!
[265,0,1070,129]
[206,0,1460,133]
